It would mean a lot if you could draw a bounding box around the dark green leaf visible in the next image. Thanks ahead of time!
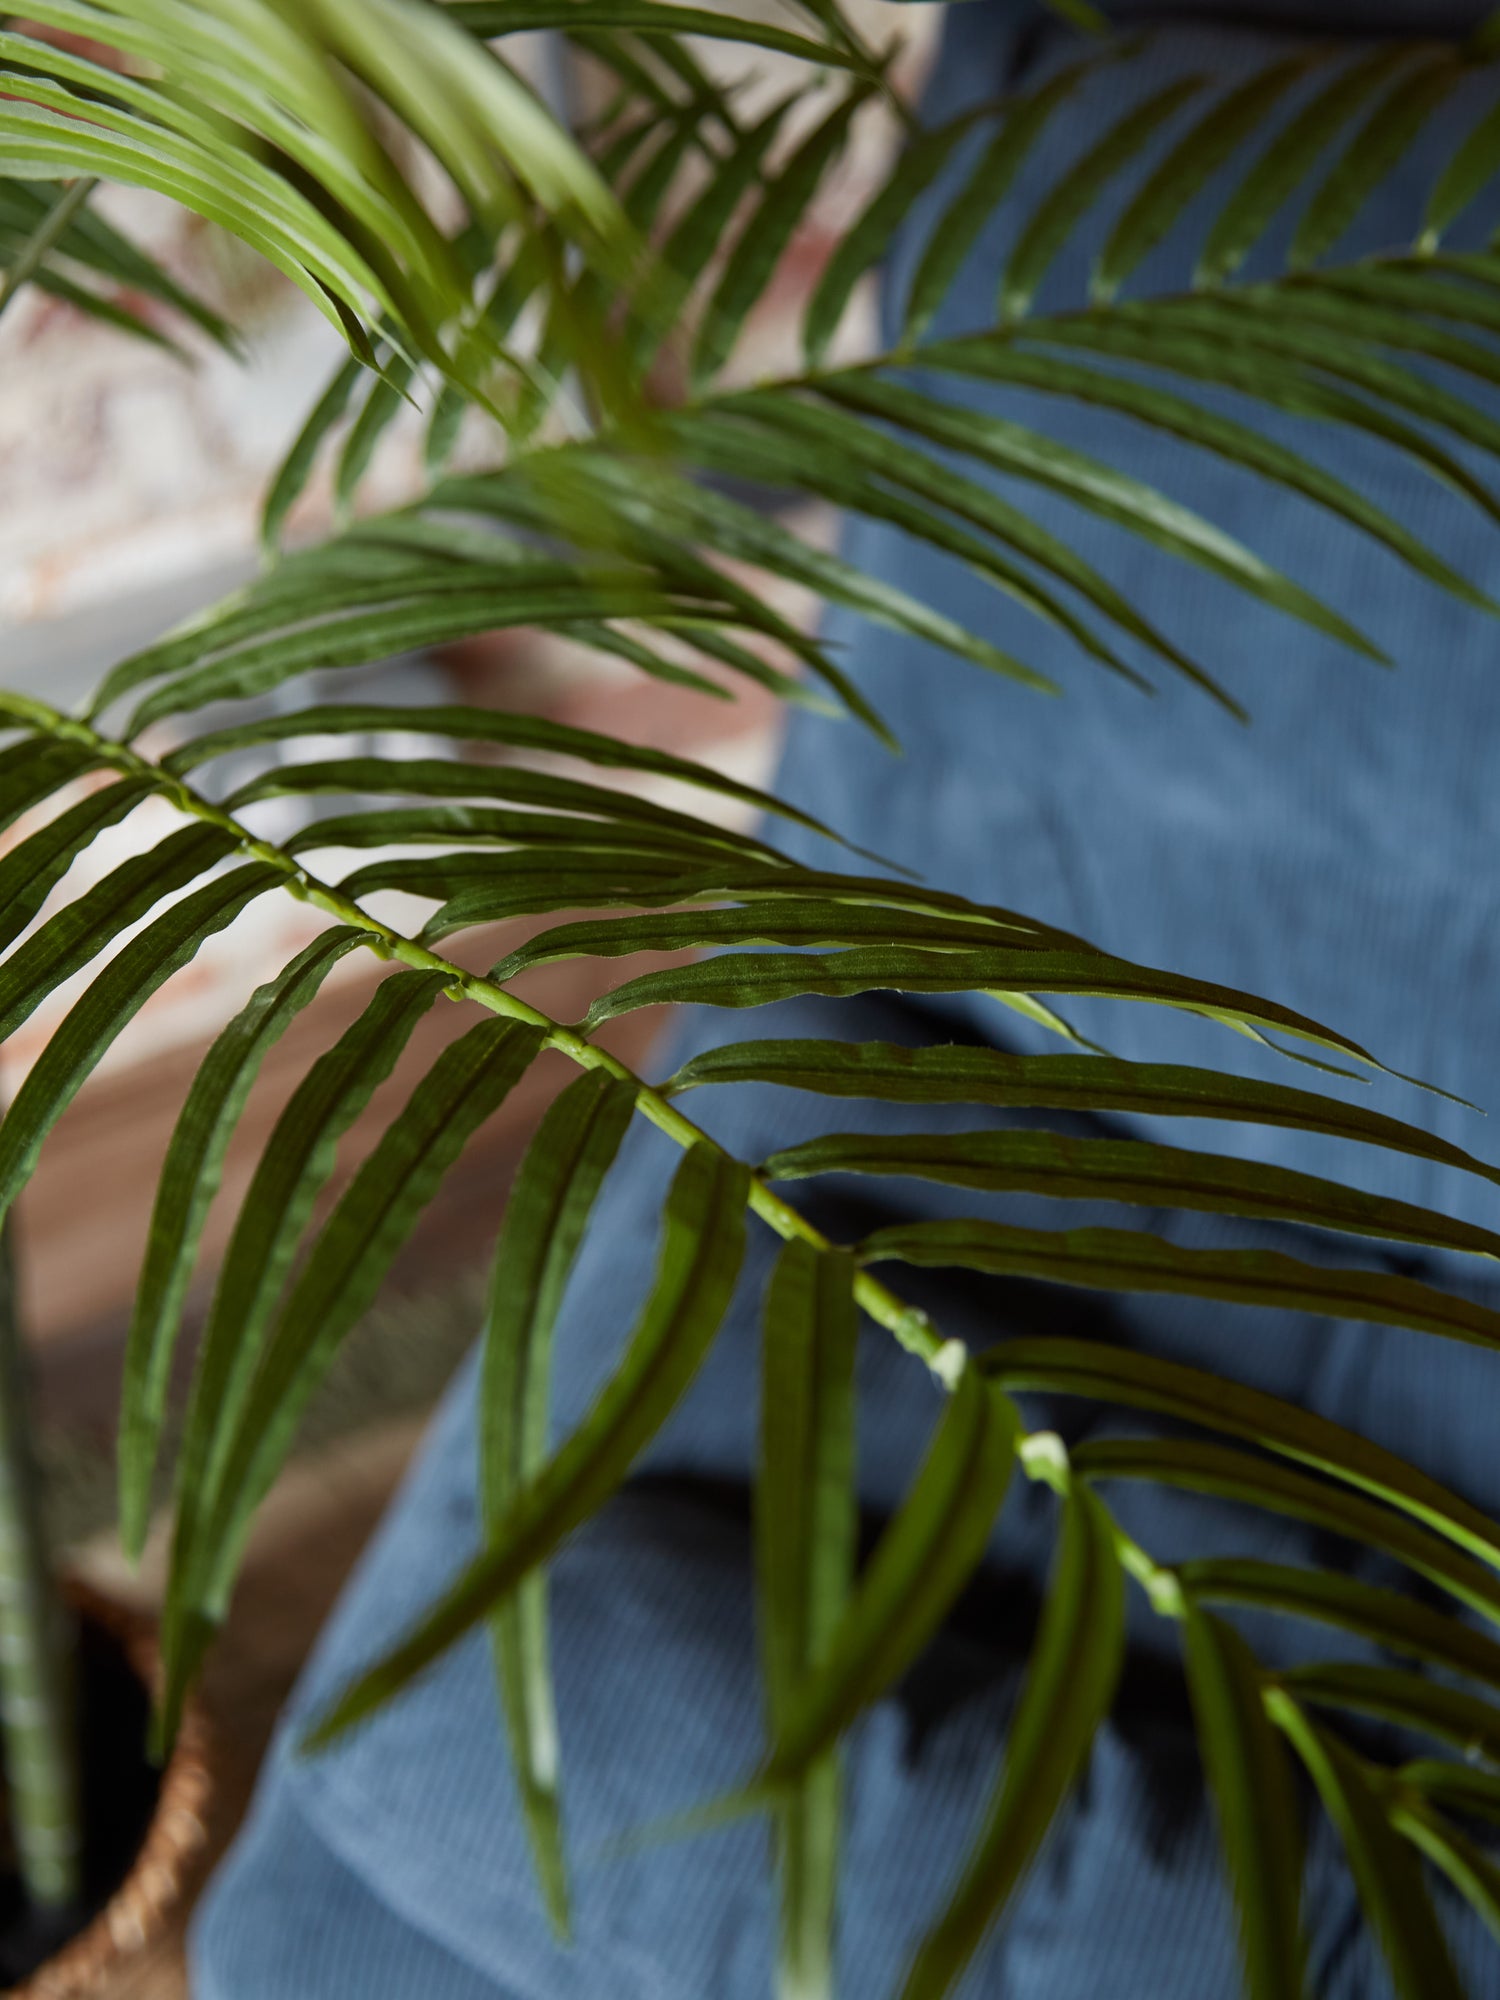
[198,1018,548,1670]
[1397,1760,1500,1828]
[0,776,154,959]
[158,969,451,1743]
[694,84,870,384]
[585,946,1393,1081]
[1197,44,1416,284]
[1268,1699,1465,2000]
[903,56,1098,342]
[1095,51,1322,303]
[981,1338,1500,1573]
[908,341,1459,628]
[1292,52,1463,270]
[863,1222,1500,1356]
[165,701,848,850]
[1392,1799,1500,1948]
[0,825,237,1048]
[1182,1609,1306,2000]
[1282,1663,1500,1764]
[899,1482,1123,2000]
[1188,1564,1500,1698]
[1078,1439,1500,1624]
[669,1042,1500,1187]
[806,108,982,364]
[1000,75,1207,319]
[758,1241,860,2000]
[770,1128,1500,1265]
[261,356,364,553]
[0,860,278,1237]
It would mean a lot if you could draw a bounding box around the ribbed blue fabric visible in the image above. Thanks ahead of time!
[193,6,1500,1996]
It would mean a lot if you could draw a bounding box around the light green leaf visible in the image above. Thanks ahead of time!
[479,1069,638,1937]
[303,1143,749,1749]
[453,0,860,67]
[898,1482,1123,2000]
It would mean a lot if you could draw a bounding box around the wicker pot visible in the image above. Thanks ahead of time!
[7,1583,211,1998]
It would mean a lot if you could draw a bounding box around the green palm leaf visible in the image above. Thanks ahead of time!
[761,1370,1017,1785]
[157,968,450,1741]
[768,1129,1500,1266]
[1268,1698,1465,2000]
[1183,1610,1307,2000]
[118,927,367,1556]
[1079,1439,1500,1625]
[865,1219,1500,1354]
[898,1482,1124,2000]
[1282,1663,1500,1765]
[668,1042,1500,1186]
[981,1339,1500,1572]
[303,1143,749,1748]
[479,1069,638,1936]
[757,1241,860,2000]
[0,861,279,1228]
[1188,1564,1500,1699]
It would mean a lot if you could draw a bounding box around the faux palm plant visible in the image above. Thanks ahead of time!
[9,0,1500,1991]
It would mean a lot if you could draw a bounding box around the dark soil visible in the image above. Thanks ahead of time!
[0,1610,159,1988]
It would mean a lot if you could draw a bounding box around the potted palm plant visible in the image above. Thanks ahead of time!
[8,0,1500,1992]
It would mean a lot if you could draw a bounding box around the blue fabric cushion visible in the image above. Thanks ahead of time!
[193,7,1500,1995]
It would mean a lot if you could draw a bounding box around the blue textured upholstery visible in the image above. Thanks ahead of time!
[193,7,1500,1993]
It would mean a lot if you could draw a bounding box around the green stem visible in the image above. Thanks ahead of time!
[0,178,99,328]
[0,1215,80,1910]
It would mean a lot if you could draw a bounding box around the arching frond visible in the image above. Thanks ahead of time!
[11,8,1500,1990]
